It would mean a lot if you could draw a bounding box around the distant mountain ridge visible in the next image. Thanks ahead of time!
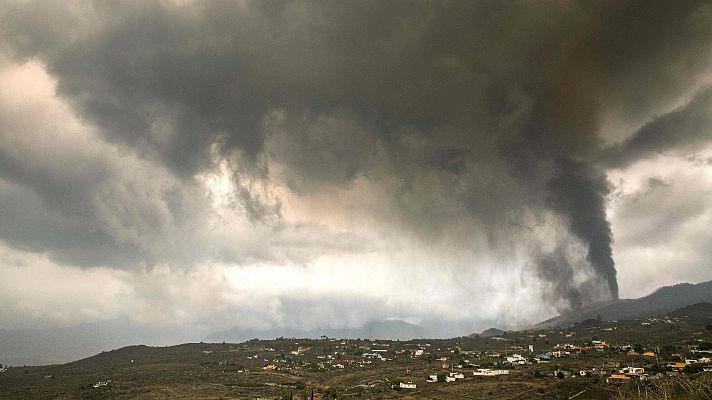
[469,327,506,338]
[206,319,428,343]
[534,280,712,328]
[0,319,429,366]
[0,317,491,366]
[0,319,203,366]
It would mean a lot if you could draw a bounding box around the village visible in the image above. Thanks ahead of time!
[1,309,712,399]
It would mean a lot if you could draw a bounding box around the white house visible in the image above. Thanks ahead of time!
[449,372,465,379]
[620,367,644,375]
[473,368,509,376]
[506,354,526,365]
[399,382,416,389]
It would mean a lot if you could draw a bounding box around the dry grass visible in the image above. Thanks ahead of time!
[613,375,712,400]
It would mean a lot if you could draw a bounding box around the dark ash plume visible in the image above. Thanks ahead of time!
[546,159,618,299]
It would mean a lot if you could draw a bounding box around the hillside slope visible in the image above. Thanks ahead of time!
[535,280,712,328]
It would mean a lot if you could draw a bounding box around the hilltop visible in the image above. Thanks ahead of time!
[535,280,712,328]
[469,328,506,338]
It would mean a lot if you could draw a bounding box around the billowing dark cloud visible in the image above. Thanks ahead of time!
[603,86,712,168]
[0,179,143,268]
[1,0,712,316]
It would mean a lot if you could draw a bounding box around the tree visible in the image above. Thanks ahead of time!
[684,364,703,374]
[437,372,447,382]
[323,387,342,399]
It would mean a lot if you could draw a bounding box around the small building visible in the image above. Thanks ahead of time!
[399,382,416,389]
[449,372,465,379]
[506,354,526,365]
[620,367,644,375]
[607,374,631,384]
[667,362,687,371]
[473,368,509,376]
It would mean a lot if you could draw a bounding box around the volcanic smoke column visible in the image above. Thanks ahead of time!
[546,158,619,300]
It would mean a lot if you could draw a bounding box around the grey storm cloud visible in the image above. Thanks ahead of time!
[603,86,712,168]
[1,0,712,311]
[0,179,144,268]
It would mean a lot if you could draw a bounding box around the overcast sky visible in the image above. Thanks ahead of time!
[1,0,712,336]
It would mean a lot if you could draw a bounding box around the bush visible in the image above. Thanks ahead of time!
[684,364,704,374]
[323,387,342,399]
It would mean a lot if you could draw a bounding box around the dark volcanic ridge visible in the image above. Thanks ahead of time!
[533,280,712,328]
